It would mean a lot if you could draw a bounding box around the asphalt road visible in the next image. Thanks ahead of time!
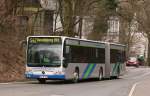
[1,67,150,96]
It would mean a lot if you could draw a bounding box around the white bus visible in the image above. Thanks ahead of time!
[25,36,126,83]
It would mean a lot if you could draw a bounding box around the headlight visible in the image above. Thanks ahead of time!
[26,67,32,72]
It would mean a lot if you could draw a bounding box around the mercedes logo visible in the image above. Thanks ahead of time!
[42,71,45,74]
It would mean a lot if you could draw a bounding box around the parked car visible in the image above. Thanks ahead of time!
[126,57,139,67]
[137,55,144,66]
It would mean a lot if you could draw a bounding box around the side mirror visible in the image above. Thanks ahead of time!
[63,63,68,68]
[20,40,27,48]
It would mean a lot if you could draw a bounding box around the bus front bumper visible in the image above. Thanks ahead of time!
[25,73,65,80]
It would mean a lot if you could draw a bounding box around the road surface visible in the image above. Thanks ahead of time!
[0,67,150,96]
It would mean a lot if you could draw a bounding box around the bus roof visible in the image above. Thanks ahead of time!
[27,36,106,44]
[109,43,126,47]
[27,36,125,46]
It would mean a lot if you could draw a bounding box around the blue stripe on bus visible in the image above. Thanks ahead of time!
[25,73,65,79]
[81,64,91,79]
[87,64,96,78]
[81,64,96,79]
[112,63,120,76]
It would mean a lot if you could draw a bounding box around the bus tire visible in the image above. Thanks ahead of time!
[72,68,79,83]
[98,68,103,80]
[38,78,46,84]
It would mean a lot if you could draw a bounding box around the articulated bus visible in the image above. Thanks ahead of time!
[25,36,126,83]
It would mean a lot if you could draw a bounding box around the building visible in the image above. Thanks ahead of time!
[16,0,55,36]
[105,16,120,42]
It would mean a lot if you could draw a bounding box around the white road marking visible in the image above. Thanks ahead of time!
[128,82,139,96]
[51,94,64,96]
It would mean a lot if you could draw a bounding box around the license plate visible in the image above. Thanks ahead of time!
[40,76,48,78]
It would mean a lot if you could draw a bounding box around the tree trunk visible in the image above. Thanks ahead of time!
[78,17,83,38]
[63,0,75,37]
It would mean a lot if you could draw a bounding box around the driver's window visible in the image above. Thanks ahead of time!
[65,46,71,62]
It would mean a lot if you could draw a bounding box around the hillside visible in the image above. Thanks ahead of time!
[0,32,25,82]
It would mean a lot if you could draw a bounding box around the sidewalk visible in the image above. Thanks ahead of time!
[132,79,150,96]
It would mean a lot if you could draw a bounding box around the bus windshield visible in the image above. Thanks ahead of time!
[27,43,62,67]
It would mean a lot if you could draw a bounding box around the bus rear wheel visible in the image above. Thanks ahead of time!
[38,78,46,84]
[98,68,103,80]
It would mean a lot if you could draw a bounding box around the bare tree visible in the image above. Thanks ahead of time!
[135,0,150,65]
[57,0,108,37]
[84,0,119,41]
[118,0,150,65]
[0,0,18,32]
[118,0,142,57]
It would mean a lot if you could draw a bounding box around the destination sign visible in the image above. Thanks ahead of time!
[29,37,61,44]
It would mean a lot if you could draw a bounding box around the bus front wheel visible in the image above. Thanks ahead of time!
[72,68,79,83]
